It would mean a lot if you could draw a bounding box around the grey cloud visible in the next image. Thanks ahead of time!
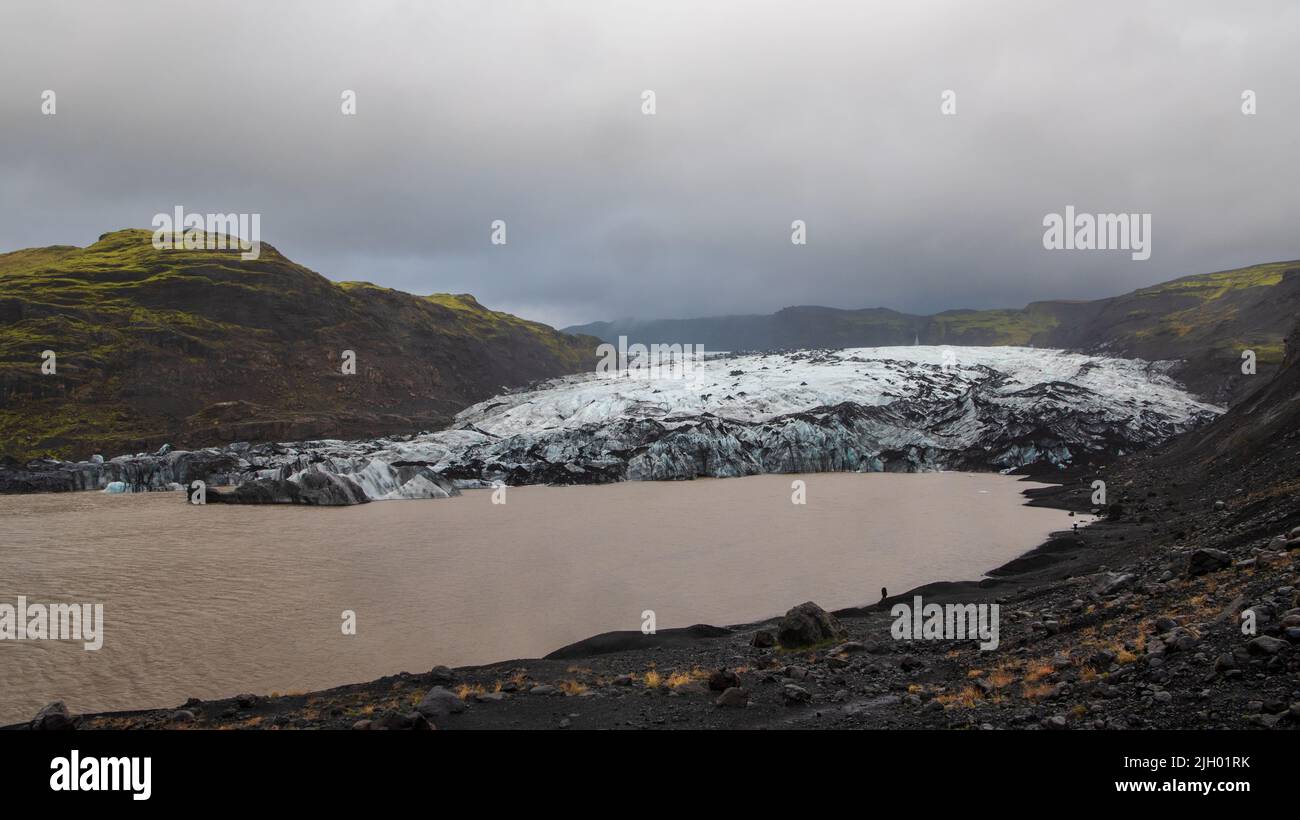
[1,0,1298,328]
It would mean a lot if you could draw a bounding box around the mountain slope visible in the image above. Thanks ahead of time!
[0,229,598,460]
[565,261,1300,404]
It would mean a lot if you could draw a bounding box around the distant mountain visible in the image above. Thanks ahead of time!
[565,261,1300,404]
[0,229,598,460]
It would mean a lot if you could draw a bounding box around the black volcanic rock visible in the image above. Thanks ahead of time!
[30,701,76,731]
[1187,548,1231,576]
[777,602,847,648]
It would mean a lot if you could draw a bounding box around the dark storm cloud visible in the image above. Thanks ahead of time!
[2,0,1298,328]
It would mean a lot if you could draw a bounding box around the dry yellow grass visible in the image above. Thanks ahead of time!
[1022,682,1056,700]
[456,683,486,700]
[987,667,1016,689]
[1024,663,1055,684]
[643,670,662,689]
[558,679,587,696]
[665,671,695,688]
[935,686,983,709]
[664,668,709,688]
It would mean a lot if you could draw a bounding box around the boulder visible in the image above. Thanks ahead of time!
[781,684,812,706]
[373,710,432,730]
[776,601,847,648]
[1187,548,1231,576]
[1088,649,1117,669]
[715,687,749,708]
[30,701,75,731]
[415,686,466,722]
[750,630,776,648]
[1247,636,1289,656]
[707,669,741,692]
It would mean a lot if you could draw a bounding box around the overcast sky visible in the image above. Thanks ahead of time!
[2,1,1298,328]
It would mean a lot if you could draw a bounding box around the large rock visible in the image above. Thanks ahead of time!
[30,701,75,731]
[781,684,812,706]
[415,686,466,723]
[373,710,433,730]
[1247,636,1289,656]
[776,601,848,648]
[708,669,741,692]
[1187,548,1232,576]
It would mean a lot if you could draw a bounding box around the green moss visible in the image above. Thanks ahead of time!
[1133,261,1290,300]
[0,229,595,460]
[928,308,1059,345]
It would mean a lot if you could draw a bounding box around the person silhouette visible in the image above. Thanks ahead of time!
[880,586,888,601]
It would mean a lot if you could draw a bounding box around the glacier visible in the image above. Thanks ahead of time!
[0,346,1224,502]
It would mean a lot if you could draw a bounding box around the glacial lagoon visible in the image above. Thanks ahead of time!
[0,472,1080,724]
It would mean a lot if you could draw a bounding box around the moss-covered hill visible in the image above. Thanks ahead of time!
[1025,261,1300,402]
[0,229,599,460]
[567,260,1300,404]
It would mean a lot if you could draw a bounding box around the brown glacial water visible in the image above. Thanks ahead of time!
[0,472,1082,724]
